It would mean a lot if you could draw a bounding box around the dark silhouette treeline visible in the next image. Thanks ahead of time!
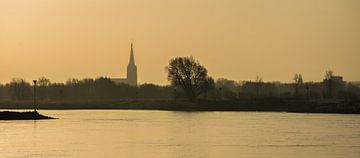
[165,57,360,102]
[0,77,173,101]
[0,75,359,102]
[214,77,360,100]
[0,56,359,114]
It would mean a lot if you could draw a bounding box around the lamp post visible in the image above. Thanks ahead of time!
[33,80,37,112]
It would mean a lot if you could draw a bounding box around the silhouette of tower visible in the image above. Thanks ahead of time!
[127,43,137,86]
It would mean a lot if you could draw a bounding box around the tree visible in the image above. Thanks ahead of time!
[166,56,214,101]
[325,70,334,80]
[38,77,51,87]
[93,77,117,99]
[216,78,237,92]
[7,78,32,100]
[293,73,303,97]
[215,78,237,100]
[324,70,334,98]
[37,77,51,100]
[202,77,215,100]
[255,76,263,97]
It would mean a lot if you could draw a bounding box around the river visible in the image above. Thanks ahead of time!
[0,110,359,158]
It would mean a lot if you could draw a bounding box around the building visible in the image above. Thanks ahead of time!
[111,43,138,86]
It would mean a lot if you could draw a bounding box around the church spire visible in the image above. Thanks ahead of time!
[129,43,135,65]
[127,42,138,86]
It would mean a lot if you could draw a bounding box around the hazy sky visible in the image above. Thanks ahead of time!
[1,0,359,85]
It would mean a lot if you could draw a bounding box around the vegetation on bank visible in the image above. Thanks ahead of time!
[0,99,359,114]
[0,56,359,114]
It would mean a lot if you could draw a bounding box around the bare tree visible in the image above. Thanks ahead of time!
[166,56,214,101]
[293,73,303,97]
[324,70,334,98]
[38,77,51,87]
[325,70,334,80]
[38,77,51,100]
[7,78,32,100]
[255,76,263,97]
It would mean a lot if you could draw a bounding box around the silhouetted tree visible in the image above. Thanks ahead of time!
[293,73,303,98]
[324,70,334,98]
[215,78,237,100]
[166,56,214,101]
[37,77,51,100]
[325,71,334,80]
[347,83,360,100]
[94,77,117,99]
[255,76,263,97]
[216,78,237,91]
[7,78,32,100]
[202,77,215,100]
[0,84,9,100]
[48,83,66,101]
[138,83,172,99]
[38,77,51,86]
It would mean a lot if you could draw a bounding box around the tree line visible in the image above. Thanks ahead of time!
[0,57,359,102]
[167,57,360,101]
[0,77,173,101]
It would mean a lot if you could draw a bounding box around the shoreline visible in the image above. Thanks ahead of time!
[0,111,56,120]
[0,99,359,114]
[2,108,359,115]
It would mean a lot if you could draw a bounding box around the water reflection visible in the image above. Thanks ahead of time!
[0,110,359,158]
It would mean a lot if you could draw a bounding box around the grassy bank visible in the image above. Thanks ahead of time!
[0,99,359,114]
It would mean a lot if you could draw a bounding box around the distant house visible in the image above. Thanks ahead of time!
[111,43,138,86]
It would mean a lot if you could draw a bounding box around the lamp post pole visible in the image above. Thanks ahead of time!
[33,80,37,112]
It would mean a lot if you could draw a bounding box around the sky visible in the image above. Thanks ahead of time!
[0,0,359,85]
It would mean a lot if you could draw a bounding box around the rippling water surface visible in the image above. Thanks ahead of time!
[0,110,360,158]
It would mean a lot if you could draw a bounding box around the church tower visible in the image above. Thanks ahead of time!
[127,43,137,86]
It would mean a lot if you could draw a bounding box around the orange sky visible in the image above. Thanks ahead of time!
[1,0,359,85]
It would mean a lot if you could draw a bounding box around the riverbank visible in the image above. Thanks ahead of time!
[0,99,359,114]
[0,111,56,120]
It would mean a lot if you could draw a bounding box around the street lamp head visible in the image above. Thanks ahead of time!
[33,80,37,84]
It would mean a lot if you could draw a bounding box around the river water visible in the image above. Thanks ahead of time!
[0,110,359,158]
